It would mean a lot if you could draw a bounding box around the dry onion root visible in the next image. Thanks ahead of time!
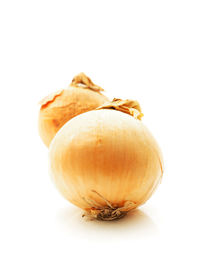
[38,73,108,147]
[49,98,163,221]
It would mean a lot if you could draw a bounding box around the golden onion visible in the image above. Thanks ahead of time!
[38,73,108,147]
[49,99,163,220]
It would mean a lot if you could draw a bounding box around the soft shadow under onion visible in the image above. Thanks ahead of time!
[57,205,158,239]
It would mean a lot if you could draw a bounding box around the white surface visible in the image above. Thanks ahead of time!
[0,1,200,266]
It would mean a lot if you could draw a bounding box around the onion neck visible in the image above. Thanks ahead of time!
[97,98,143,120]
[70,73,104,93]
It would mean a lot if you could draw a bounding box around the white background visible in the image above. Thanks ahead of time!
[0,0,200,266]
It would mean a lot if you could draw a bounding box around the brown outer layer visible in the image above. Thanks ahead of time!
[38,86,108,147]
[49,109,163,211]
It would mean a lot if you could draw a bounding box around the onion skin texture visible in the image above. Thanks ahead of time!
[49,109,163,216]
[38,87,108,147]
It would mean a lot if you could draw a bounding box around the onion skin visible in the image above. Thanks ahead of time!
[49,109,163,217]
[38,86,108,147]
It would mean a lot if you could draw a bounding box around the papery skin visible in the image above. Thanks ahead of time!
[49,109,163,211]
[38,87,108,147]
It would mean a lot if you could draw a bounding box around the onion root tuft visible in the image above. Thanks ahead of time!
[82,190,136,221]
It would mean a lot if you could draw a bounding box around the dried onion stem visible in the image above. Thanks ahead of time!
[97,98,143,120]
[70,72,104,93]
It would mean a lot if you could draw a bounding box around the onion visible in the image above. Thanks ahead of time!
[38,73,108,147]
[49,99,163,220]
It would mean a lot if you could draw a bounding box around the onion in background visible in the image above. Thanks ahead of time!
[38,73,108,147]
